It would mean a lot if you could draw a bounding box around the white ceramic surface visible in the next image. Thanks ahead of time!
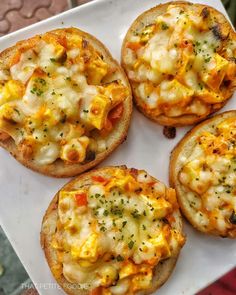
[0,0,235,294]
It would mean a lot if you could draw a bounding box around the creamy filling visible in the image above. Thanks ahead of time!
[0,30,128,165]
[123,3,235,117]
[52,169,185,293]
[178,118,236,235]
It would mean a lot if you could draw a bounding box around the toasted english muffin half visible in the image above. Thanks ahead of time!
[170,111,236,238]
[121,1,236,127]
[0,28,132,177]
[41,166,185,295]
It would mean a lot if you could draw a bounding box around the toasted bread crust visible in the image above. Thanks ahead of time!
[41,166,184,295]
[169,111,236,238]
[0,28,132,177]
[121,1,236,127]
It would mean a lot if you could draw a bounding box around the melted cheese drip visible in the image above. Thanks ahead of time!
[0,30,128,165]
[124,3,236,118]
[179,118,236,236]
[54,169,185,293]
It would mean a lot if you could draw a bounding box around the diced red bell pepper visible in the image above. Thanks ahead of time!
[126,42,142,51]
[75,192,87,207]
[92,175,108,184]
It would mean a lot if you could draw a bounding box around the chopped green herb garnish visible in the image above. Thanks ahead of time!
[128,240,134,249]
[13,108,20,115]
[131,209,141,219]
[116,255,124,261]
[122,221,127,228]
[103,210,109,216]
[205,57,211,63]
[161,22,169,30]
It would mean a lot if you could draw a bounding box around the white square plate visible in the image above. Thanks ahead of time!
[0,0,235,294]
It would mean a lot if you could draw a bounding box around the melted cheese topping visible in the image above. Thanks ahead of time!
[52,168,185,294]
[178,117,236,237]
[123,3,236,118]
[0,28,129,165]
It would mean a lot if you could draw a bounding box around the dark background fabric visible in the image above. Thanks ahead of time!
[222,0,236,26]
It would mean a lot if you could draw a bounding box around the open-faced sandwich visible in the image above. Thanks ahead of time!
[0,28,132,177]
[41,166,185,294]
[121,1,236,126]
[170,111,236,238]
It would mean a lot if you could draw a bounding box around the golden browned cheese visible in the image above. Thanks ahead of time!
[170,111,236,238]
[0,28,131,173]
[122,2,236,126]
[41,167,185,294]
